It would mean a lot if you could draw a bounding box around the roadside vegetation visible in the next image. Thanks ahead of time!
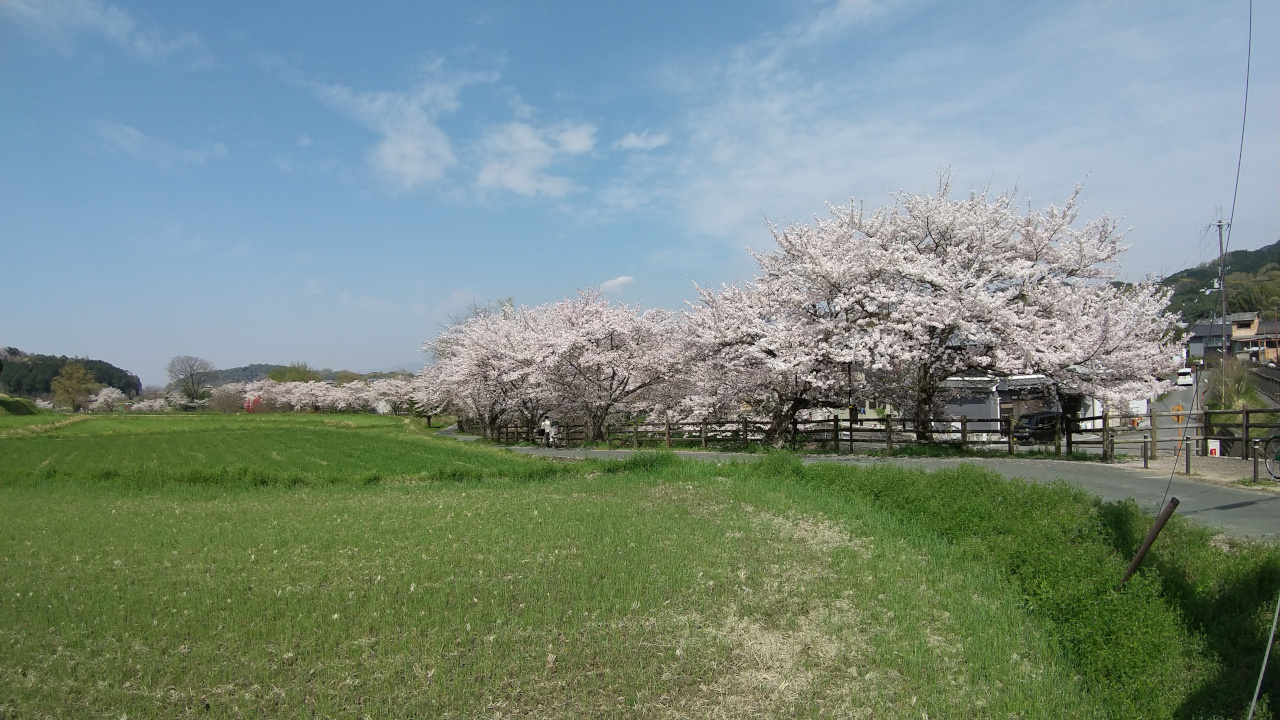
[2,413,1278,718]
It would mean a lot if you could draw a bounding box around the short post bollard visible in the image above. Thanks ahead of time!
[1185,436,1192,475]
[1254,440,1261,483]
[1143,435,1149,469]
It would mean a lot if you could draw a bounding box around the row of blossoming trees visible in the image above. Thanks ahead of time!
[127,379,416,414]
[414,182,1181,445]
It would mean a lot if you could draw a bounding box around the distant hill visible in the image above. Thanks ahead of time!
[1161,240,1280,323]
[204,364,415,386]
[205,364,286,386]
[0,350,142,397]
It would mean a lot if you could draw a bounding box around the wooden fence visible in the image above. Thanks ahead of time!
[481,407,1280,461]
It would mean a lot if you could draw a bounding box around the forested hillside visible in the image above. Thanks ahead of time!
[1161,240,1280,323]
[0,351,141,397]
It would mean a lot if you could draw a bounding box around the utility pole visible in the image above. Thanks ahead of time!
[1216,218,1229,331]
[1215,218,1230,410]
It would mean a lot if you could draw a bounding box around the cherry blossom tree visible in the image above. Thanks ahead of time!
[89,386,127,412]
[683,282,836,442]
[419,290,683,440]
[421,304,534,438]
[532,290,680,441]
[129,398,170,412]
[694,177,1178,436]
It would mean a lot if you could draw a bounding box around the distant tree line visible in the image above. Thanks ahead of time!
[0,350,141,398]
[200,363,416,388]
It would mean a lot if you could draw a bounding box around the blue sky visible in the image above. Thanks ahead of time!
[2,0,1276,387]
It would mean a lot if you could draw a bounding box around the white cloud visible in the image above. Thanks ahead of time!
[614,131,670,151]
[306,64,494,193]
[295,134,313,147]
[599,275,635,294]
[655,0,1278,284]
[0,0,201,60]
[312,81,457,192]
[97,122,227,167]
[476,121,596,197]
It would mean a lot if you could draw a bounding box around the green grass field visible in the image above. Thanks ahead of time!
[3,413,1279,718]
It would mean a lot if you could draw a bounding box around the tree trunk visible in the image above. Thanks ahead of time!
[762,395,810,448]
[913,376,938,443]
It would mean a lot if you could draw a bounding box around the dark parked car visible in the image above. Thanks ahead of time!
[1012,411,1061,444]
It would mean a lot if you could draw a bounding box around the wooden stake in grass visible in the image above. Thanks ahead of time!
[1118,497,1180,590]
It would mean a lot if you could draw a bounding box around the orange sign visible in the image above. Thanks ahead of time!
[1171,403,1185,424]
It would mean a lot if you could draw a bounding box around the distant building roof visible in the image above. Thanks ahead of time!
[940,376,1000,392]
[1187,323,1227,338]
[1226,312,1260,323]
[1002,374,1055,389]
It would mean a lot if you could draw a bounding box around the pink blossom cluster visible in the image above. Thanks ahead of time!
[214,378,416,414]
[414,291,682,441]
[128,398,170,412]
[88,387,128,412]
[421,182,1180,443]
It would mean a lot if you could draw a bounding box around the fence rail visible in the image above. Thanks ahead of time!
[469,407,1280,462]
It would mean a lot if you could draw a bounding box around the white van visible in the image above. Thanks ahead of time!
[1176,368,1194,386]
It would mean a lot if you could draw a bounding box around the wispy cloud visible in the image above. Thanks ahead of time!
[476,121,596,197]
[0,0,202,61]
[339,292,400,314]
[412,289,476,321]
[305,62,495,193]
[599,275,635,294]
[614,131,670,152]
[97,122,227,167]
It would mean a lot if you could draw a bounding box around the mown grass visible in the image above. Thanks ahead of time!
[2,413,1278,718]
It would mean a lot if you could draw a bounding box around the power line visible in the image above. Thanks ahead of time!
[1223,0,1253,260]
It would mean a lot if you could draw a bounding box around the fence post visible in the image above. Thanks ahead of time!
[1053,415,1062,456]
[791,418,799,451]
[1065,414,1073,455]
[1201,411,1210,458]
[1243,409,1251,460]
[1143,435,1149,469]
[960,415,968,450]
[701,420,707,450]
[1102,409,1112,461]
[1148,410,1159,460]
[665,419,671,448]
[1254,439,1261,483]
[1185,436,1192,475]
[742,416,749,450]
[885,412,894,451]
[632,422,639,448]
[833,414,841,453]
[1006,416,1015,454]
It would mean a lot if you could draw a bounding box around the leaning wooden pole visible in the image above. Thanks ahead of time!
[1118,497,1180,590]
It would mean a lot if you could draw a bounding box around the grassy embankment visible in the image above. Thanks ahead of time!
[2,412,1279,718]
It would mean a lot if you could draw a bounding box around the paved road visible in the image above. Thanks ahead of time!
[502,444,1280,541]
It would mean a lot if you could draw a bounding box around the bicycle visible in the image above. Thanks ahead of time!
[1264,432,1280,480]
